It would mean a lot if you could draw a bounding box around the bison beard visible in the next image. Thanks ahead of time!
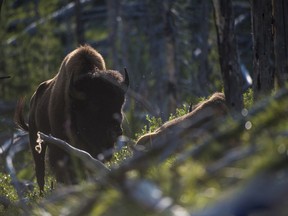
[15,45,129,193]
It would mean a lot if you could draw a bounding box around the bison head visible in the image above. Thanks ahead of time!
[68,69,129,160]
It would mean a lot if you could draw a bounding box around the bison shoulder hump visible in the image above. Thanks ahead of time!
[67,45,106,70]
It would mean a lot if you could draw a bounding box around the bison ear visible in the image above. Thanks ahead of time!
[123,67,129,90]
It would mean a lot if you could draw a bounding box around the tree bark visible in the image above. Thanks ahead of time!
[213,0,244,112]
[273,0,288,87]
[251,0,274,99]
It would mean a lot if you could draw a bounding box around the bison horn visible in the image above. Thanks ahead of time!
[124,67,129,89]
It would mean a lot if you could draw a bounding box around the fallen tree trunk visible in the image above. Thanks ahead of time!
[136,92,228,147]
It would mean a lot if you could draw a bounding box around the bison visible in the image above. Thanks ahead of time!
[136,92,228,146]
[15,45,129,193]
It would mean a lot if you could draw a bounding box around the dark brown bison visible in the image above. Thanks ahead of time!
[15,45,129,193]
[136,92,228,146]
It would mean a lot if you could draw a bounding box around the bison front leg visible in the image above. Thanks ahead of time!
[48,145,79,185]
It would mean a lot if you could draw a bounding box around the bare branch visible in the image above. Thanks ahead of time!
[205,145,259,174]
[0,76,11,79]
[194,169,288,216]
[123,179,190,216]
[6,133,30,215]
[37,132,110,176]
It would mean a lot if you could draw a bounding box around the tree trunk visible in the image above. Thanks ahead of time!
[194,0,212,96]
[33,0,40,19]
[164,2,177,115]
[0,0,3,13]
[107,0,120,69]
[146,0,167,118]
[75,0,85,45]
[273,0,288,87]
[251,0,274,99]
[213,0,244,112]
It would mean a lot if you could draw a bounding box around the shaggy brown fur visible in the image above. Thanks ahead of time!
[15,45,129,193]
[136,92,228,146]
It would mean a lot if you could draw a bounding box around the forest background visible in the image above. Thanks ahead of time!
[1,0,288,215]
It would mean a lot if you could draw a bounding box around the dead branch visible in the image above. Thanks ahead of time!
[194,168,288,216]
[205,145,259,174]
[0,76,11,79]
[123,179,190,216]
[136,92,227,147]
[6,133,30,215]
[37,132,110,176]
